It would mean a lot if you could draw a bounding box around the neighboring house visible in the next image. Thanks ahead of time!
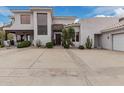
[3,7,124,51]
[80,17,119,49]
[101,17,124,51]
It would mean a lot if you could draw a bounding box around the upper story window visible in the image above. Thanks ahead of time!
[37,13,47,35]
[21,15,30,24]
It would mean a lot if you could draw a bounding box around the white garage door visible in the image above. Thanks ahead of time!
[113,33,124,51]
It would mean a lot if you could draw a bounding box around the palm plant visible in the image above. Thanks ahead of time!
[0,31,5,45]
[62,26,75,48]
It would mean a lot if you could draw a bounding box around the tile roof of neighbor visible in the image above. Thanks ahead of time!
[101,17,124,33]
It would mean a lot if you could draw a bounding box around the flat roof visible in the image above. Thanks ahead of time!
[53,16,77,20]
[11,10,32,13]
[11,7,53,13]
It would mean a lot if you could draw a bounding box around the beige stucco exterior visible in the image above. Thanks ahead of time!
[33,10,52,45]
[3,8,78,46]
[53,16,76,25]
[80,17,119,47]
[101,17,124,51]
[4,11,34,30]
[4,7,124,51]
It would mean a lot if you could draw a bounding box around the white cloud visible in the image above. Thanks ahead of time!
[88,6,124,18]
[74,18,80,23]
[95,15,112,17]
[114,8,124,17]
[0,22,3,27]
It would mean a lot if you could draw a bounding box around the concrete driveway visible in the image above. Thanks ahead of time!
[0,48,124,85]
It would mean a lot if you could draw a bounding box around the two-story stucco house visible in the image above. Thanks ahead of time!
[3,7,80,47]
[4,7,124,51]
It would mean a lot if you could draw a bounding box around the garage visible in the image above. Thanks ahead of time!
[113,33,124,51]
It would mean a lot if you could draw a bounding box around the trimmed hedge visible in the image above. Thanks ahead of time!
[17,41,31,48]
[79,45,84,49]
[46,42,53,48]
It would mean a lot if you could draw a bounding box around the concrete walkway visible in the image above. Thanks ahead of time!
[0,48,124,85]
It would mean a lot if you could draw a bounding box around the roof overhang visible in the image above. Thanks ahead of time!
[101,24,124,33]
[53,16,77,20]
[52,24,64,31]
[3,27,33,31]
[11,10,32,13]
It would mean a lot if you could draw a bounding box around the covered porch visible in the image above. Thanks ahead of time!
[5,30,34,43]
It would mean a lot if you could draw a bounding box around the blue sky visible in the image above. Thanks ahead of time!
[0,6,124,26]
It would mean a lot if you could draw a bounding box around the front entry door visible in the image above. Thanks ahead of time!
[56,34,61,45]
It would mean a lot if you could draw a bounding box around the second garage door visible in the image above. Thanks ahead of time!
[113,33,124,51]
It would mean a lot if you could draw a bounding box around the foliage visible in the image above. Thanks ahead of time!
[63,44,69,49]
[79,45,84,49]
[46,42,53,48]
[0,31,5,45]
[85,36,92,49]
[62,26,75,48]
[0,31,5,40]
[0,31,14,46]
[0,44,4,48]
[17,41,31,48]
[7,33,14,40]
[36,39,42,48]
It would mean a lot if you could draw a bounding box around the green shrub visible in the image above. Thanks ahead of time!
[79,45,84,49]
[62,41,70,49]
[64,44,69,49]
[85,36,92,49]
[17,41,31,48]
[7,33,14,41]
[0,44,4,48]
[46,42,53,48]
[62,27,75,49]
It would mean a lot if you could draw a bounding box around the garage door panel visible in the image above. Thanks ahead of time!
[113,34,124,51]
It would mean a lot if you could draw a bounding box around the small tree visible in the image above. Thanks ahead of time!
[62,26,75,48]
[0,31,5,45]
[85,36,92,49]
[7,33,14,40]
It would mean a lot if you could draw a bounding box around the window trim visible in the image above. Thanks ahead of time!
[37,13,48,35]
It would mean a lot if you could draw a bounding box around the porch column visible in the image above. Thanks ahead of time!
[24,34,27,41]
[13,32,17,45]
[5,31,8,40]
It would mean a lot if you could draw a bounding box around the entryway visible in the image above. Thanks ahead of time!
[53,32,62,45]
[55,34,61,45]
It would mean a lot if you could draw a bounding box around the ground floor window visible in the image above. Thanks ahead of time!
[72,32,79,42]
[72,32,75,42]
[37,25,47,35]
[76,32,79,42]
